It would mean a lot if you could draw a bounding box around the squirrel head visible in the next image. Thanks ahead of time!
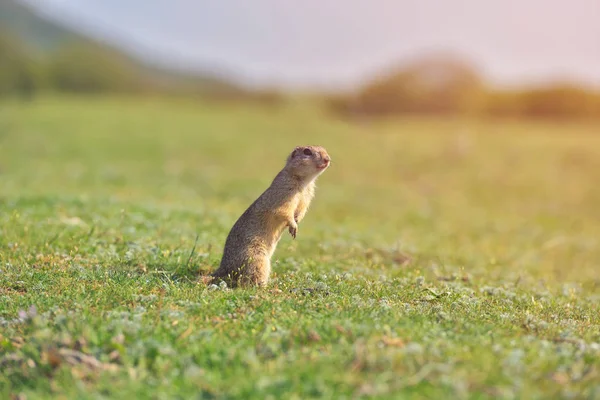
[286,145,331,180]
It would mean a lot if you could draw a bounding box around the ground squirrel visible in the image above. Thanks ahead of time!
[211,145,331,287]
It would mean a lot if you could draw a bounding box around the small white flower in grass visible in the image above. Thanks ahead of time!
[436,311,449,321]
[184,364,204,379]
[561,389,579,400]
[504,349,524,369]
[17,305,37,322]
[134,306,146,314]
[219,280,228,289]
[159,345,176,357]
[137,294,158,302]
[116,320,141,335]
[481,286,497,296]
[537,320,549,330]
[124,249,135,261]
[404,342,423,355]
[379,299,391,309]
[54,314,67,326]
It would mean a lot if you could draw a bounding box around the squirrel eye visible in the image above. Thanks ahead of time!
[303,149,313,156]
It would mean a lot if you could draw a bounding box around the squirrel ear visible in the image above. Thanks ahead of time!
[291,148,298,158]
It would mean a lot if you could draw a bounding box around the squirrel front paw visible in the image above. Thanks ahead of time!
[288,223,298,239]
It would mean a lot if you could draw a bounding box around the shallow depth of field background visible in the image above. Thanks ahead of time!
[1,1,599,399]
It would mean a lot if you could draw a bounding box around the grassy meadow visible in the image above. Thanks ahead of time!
[1,96,599,399]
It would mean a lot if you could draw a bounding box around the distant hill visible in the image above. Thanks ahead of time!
[0,0,93,51]
[0,0,262,98]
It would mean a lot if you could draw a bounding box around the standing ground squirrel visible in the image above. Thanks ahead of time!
[211,145,331,287]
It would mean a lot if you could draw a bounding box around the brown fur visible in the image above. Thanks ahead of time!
[211,145,331,287]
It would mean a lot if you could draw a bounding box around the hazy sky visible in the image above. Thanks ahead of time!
[23,0,600,89]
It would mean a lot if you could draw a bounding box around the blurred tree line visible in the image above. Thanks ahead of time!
[0,32,141,97]
[0,31,283,104]
[3,30,599,121]
[328,55,600,121]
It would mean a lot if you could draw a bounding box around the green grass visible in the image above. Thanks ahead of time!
[1,96,599,399]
